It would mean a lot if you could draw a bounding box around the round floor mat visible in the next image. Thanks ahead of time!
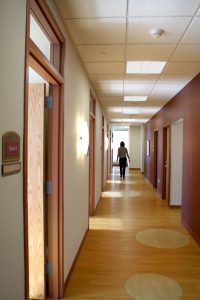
[125,273,182,300]
[102,190,141,198]
[136,229,189,248]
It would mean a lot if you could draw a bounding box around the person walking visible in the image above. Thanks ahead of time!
[117,141,130,179]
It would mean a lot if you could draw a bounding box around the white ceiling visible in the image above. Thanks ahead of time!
[55,0,200,125]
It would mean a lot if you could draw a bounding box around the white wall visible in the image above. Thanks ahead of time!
[47,0,104,280]
[170,119,183,206]
[0,1,26,299]
[129,126,142,169]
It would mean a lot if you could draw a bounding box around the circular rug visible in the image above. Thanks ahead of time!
[136,229,189,249]
[125,273,182,300]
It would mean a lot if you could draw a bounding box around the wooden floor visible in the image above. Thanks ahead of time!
[64,168,200,300]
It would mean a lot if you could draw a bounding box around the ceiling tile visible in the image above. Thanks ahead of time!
[90,75,124,85]
[181,17,200,43]
[95,83,123,93]
[55,0,127,18]
[85,62,124,74]
[158,74,194,84]
[170,44,200,61]
[128,17,191,44]
[127,44,176,60]
[77,45,125,62]
[149,83,186,101]
[128,0,200,17]
[125,74,160,84]
[100,97,124,103]
[162,62,200,75]
[65,18,126,44]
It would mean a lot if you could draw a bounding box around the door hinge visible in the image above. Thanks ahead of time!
[44,181,52,194]
[44,96,53,109]
[45,262,52,275]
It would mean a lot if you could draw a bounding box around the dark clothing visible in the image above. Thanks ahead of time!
[119,157,127,178]
[117,145,130,178]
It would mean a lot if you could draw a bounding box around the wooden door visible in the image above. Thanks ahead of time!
[28,83,45,299]
[163,126,170,203]
[153,130,158,188]
[89,116,95,215]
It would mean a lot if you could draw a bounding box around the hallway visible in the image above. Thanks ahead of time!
[64,168,200,300]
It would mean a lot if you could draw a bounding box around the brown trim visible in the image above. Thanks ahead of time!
[153,129,158,188]
[182,220,200,247]
[169,205,181,208]
[162,125,171,203]
[29,55,57,84]
[31,0,60,44]
[129,168,140,170]
[24,1,65,299]
[29,40,64,84]
[35,0,65,43]
[58,83,64,297]
[90,111,96,119]
[23,0,31,297]
[64,229,89,292]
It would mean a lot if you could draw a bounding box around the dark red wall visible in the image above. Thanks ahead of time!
[145,73,200,244]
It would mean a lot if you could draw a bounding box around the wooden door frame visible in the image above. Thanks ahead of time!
[153,129,158,188]
[89,115,95,216]
[24,1,65,298]
[162,125,171,203]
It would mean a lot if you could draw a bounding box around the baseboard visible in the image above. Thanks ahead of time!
[64,228,89,292]
[129,168,140,170]
[94,196,101,215]
[169,204,181,208]
[182,219,200,247]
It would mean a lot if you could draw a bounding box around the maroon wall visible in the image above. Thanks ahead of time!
[145,73,200,244]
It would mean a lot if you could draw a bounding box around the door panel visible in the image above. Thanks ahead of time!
[89,117,95,215]
[163,126,170,202]
[28,83,45,299]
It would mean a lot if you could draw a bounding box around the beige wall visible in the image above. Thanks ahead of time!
[129,126,142,169]
[47,0,106,280]
[0,1,26,299]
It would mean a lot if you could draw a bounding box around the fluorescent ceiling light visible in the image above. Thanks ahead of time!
[126,61,166,74]
[122,107,140,115]
[112,118,149,123]
[124,96,148,102]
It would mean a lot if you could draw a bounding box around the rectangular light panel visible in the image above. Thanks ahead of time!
[124,96,148,102]
[126,61,166,74]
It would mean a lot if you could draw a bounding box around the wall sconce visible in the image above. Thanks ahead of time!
[80,121,89,155]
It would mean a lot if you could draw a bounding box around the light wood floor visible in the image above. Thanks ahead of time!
[64,168,200,300]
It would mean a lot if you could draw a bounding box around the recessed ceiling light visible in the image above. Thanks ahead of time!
[124,96,148,102]
[126,61,166,74]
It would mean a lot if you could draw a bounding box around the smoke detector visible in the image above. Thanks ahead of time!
[150,28,164,38]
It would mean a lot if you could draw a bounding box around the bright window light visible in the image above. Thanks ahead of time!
[124,96,148,102]
[126,61,166,74]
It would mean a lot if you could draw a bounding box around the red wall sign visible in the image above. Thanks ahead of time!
[2,131,20,162]
[5,141,19,157]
